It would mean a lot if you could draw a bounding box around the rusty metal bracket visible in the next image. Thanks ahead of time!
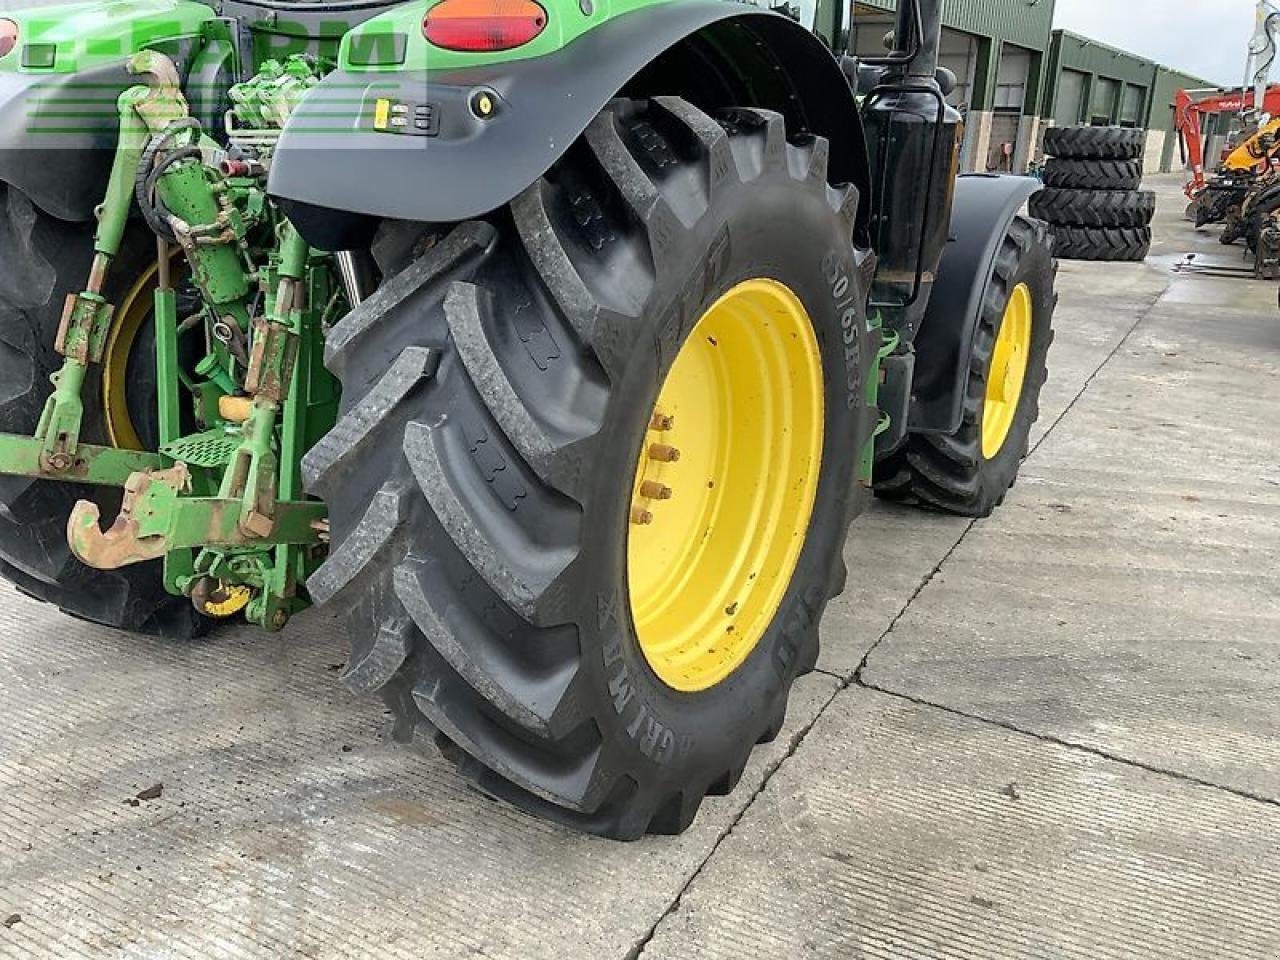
[68,463,327,571]
[55,293,116,364]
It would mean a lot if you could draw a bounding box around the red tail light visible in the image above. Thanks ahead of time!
[422,0,547,52]
[0,20,19,59]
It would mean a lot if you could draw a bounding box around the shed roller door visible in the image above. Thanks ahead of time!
[1092,77,1119,124]
[1057,70,1086,126]
[1120,84,1145,127]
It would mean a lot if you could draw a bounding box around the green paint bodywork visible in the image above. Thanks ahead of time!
[339,0,673,73]
[0,0,681,77]
[0,0,213,73]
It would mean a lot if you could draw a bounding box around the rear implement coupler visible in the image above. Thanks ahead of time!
[0,50,339,630]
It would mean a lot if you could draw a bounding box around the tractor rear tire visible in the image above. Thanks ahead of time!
[1029,188,1155,229]
[1048,225,1151,262]
[0,185,205,638]
[1043,126,1145,162]
[874,217,1056,516]
[1043,158,1143,191]
[303,98,878,839]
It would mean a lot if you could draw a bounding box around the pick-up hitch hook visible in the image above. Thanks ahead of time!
[67,465,190,570]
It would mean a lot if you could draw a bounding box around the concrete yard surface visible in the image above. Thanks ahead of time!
[2,175,1279,959]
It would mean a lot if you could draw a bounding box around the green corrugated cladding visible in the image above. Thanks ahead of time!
[1049,31,1156,87]
[1043,30,1153,124]
[1044,30,1218,130]
[855,0,1055,52]
[1150,67,1221,130]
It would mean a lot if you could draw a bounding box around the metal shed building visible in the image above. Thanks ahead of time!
[851,0,1056,173]
[1043,31,1219,174]
[849,4,1220,175]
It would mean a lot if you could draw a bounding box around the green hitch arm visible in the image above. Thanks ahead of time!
[27,81,157,473]
[219,224,311,539]
[0,434,165,487]
[125,50,253,330]
[96,85,153,259]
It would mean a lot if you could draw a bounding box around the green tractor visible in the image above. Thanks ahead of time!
[0,0,1056,837]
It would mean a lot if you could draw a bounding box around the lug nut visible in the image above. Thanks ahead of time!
[651,413,675,431]
[631,507,654,526]
[648,443,681,463]
[640,481,673,500]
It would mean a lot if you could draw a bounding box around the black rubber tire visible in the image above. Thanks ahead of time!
[0,184,205,638]
[1049,224,1151,262]
[1029,188,1155,229]
[874,217,1056,517]
[302,98,879,839]
[1043,126,1145,162]
[1043,158,1143,191]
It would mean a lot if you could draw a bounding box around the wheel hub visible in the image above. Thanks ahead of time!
[626,279,824,693]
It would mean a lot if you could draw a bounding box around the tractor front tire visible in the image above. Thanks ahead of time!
[304,98,878,839]
[0,184,205,638]
[874,217,1056,516]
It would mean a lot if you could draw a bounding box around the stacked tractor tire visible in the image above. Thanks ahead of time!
[1031,126,1154,262]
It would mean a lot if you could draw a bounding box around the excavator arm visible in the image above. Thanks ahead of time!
[1246,1,1280,124]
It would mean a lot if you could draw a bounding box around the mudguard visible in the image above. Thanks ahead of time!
[0,63,134,221]
[908,173,1041,436]
[0,0,218,220]
[269,2,872,250]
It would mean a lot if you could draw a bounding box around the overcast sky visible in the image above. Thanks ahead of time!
[1054,0,1257,86]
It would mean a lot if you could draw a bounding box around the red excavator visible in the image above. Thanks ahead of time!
[1177,86,1280,224]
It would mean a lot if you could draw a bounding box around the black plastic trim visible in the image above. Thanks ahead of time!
[875,350,915,455]
[907,173,1041,435]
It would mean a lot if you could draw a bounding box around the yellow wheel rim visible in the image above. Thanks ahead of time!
[981,282,1033,460]
[626,279,824,693]
[101,261,162,452]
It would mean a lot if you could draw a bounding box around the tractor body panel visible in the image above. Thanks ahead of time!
[0,0,215,220]
[906,172,1041,436]
[0,0,407,219]
[0,63,134,220]
[0,0,213,75]
[268,2,872,248]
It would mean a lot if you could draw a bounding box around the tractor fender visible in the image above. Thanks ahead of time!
[0,64,135,222]
[907,173,1041,436]
[0,36,233,222]
[269,2,872,250]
